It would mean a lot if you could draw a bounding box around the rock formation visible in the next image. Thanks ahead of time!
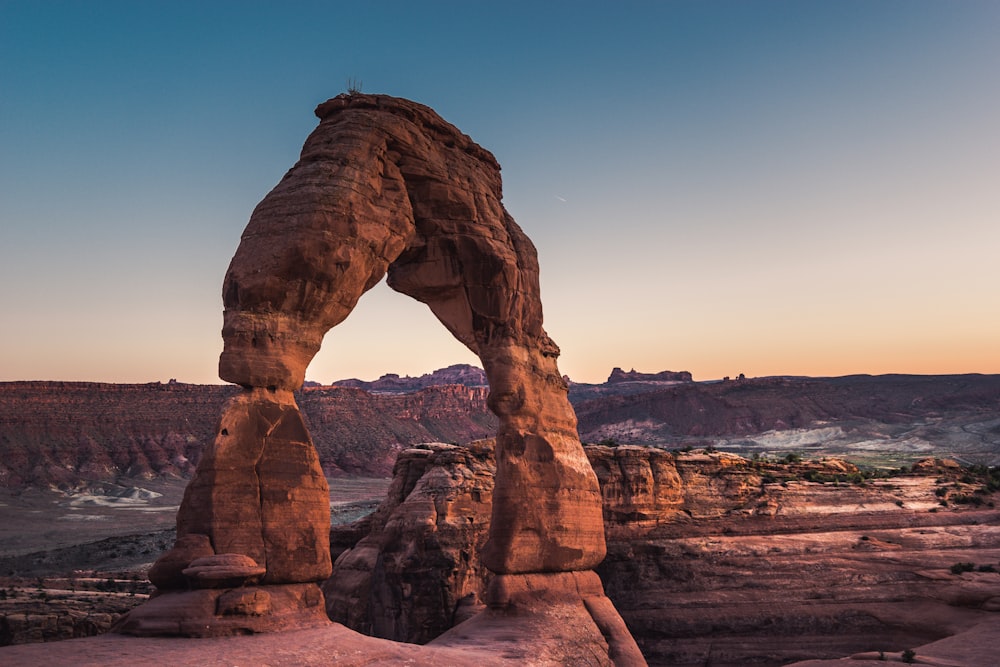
[606,368,693,384]
[327,442,1000,666]
[215,92,606,575]
[117,93,640,663]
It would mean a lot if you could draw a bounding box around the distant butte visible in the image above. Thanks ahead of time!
[605,367,693,384]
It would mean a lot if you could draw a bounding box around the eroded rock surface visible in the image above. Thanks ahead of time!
[217,92,604,575]
[327,443,1000,666]
[325,442,495,643]
[123,93,627,659]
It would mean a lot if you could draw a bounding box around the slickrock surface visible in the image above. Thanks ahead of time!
[0,617,640,667]
[0,624,505,667]
[5,616,997,667]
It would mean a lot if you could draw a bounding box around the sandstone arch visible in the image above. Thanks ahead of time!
[120,94,643,665]
[216,93,605,575]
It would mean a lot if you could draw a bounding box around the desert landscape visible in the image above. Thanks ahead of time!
[2,367,999,664]
[4,4,1000,665]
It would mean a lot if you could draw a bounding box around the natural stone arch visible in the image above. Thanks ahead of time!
[217,93,605,575]
[120,95,643,665]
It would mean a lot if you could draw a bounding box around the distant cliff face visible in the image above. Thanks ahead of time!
[574,374,1000,458]
[3,372,998,490]
[0,382,235,489]
[298,385,495,476]
[0,382,495,489]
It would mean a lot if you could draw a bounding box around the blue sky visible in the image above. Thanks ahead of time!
[2,1,998,384]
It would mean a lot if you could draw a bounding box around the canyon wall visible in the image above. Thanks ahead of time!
[574,373,1000,442]
[325,442,1000,666]
[3,372,998,491]
[0,381,494,489]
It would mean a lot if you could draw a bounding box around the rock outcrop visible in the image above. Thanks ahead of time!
[119,93,637,662]
[216,92,606,577]
[606,368,693,384]
[327,442,1000,666]
[325,442,495,643]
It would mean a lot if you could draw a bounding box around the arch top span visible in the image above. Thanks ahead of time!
[220,93,545,391]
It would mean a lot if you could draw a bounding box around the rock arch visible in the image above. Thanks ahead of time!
[216,93,605,576]
[120,94,642,664]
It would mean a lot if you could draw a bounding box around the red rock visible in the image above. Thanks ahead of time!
[112,584,328,638]
[172,389,332,584]
[324,442,495,643]
[147,534,215,590]
[217,93,605,574]
[182,554,267,588]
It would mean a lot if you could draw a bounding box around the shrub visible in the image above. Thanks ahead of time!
[950,562,975,575]
[976,564,996,573]
[902,648,916,664]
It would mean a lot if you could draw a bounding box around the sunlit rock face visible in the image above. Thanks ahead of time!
[125,94,631,658]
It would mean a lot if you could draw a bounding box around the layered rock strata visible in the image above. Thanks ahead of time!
[121,93,634,660]
[327,443,1000,666]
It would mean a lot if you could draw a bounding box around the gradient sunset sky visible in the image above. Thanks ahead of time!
[2,1,998,385]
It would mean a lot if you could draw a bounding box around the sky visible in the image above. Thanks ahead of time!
[1,1,998,385]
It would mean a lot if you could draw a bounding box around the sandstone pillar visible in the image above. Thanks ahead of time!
[479,339,605,573]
